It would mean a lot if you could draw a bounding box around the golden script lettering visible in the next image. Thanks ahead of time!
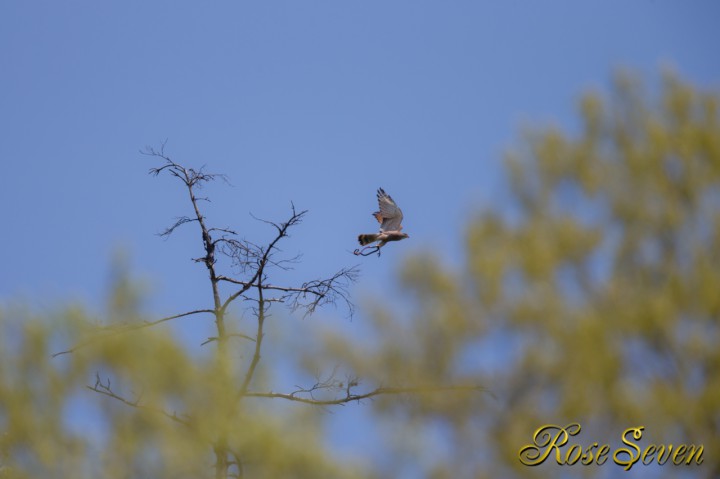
[518,423,703,471]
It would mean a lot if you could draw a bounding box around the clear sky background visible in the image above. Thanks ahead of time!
[1,1,719,474]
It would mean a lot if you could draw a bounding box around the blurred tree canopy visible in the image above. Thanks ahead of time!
[311,72,720,478]
[1,72,718,479]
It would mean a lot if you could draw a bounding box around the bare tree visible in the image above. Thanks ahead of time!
[141,146,364,477]
[51,145,480,478]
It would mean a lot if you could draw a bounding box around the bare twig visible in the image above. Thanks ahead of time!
[219,207,307,316]
[201,333,256,346]
[216,265,359,318]
[52,309,214,358]
[143,144,228,189]
[208,227,238,236]
[243,384,489,406]
[87,373,191,426]
[293,266,360,317]
[159,216,198,237]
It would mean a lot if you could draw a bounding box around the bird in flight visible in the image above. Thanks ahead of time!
[354,188,409,257]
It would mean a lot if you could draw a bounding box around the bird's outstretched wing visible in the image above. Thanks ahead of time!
[373,187,403,232]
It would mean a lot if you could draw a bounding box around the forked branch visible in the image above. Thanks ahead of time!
[217,264,359,318]
[244,384,488,406]
[143,143,228,189]
[219,206,308,315]
[87,373,191,426]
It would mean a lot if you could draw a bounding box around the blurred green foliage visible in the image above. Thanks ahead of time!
[1,72,718,478]
[314,72,720,478]
[0,303,362,479]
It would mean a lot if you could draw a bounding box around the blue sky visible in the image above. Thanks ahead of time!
[1,1,717,311]
[1,1,719,473]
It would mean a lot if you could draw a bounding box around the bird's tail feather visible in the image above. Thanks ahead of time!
[358,234,379,246]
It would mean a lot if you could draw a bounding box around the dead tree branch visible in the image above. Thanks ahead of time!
[87,373,191,426]
[159,216,198,238]
[218,206,307,316]
[51,309,214,358]
[243,384,488,406]
[217,264,359,318]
